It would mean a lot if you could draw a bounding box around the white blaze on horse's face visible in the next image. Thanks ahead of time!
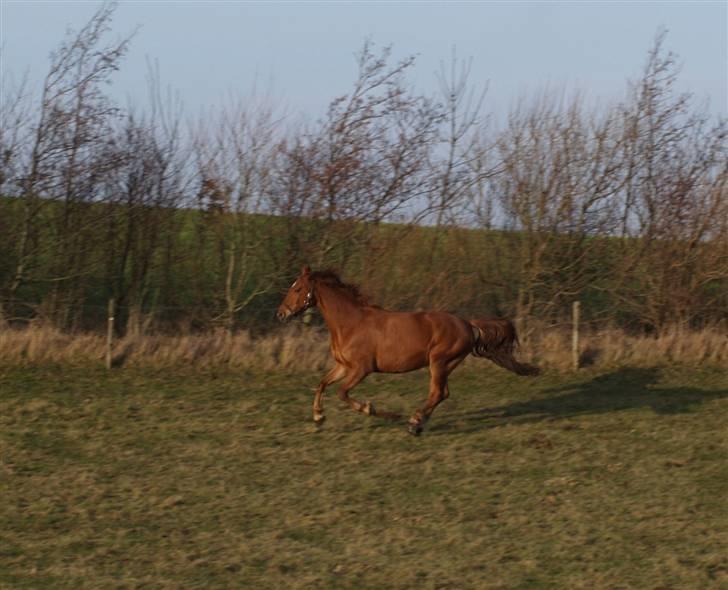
[276,274,314,322]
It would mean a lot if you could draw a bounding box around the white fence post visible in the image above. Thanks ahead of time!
[572,300,580,371]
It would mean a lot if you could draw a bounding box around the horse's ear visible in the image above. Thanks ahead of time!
[301,265,311,276]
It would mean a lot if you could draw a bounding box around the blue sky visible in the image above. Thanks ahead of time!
[2,1,726,121]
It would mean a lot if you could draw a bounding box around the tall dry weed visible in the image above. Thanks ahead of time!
[518,326,728,371]
[0,325,331,371]
[0,324,726,371]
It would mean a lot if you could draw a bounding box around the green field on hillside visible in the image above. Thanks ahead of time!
[1,364,727,589]
[0,195,659,332]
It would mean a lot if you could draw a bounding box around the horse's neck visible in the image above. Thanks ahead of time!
[316,285,364,334]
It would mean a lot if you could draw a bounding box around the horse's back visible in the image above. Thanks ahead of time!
[366,308,472,372]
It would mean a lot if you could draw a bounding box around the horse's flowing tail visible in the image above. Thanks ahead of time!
[469,318,540,376]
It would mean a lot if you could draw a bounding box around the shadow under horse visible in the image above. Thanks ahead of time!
[276,266,539,435]
[430,367,728,434]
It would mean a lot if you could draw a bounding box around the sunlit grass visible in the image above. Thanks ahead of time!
[1,364,727,588]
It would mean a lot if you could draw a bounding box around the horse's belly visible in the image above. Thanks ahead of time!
[375,349,429,373]
[376,350,428,372]
[375,317,431,372]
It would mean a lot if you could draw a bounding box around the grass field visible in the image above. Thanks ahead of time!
[1,363,727,589]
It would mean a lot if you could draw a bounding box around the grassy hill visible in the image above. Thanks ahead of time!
[2,195,726,334]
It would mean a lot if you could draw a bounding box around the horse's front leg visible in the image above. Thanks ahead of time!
[313,364,347,425]
[335,368,375,417]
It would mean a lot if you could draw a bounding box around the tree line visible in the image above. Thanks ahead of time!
[1,3,726,335]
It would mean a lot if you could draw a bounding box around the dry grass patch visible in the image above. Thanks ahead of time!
[0,325,332,371]
[1,324,728,372]
[512,325,728,371]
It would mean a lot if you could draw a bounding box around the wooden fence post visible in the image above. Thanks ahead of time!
[572,300,580,371]
[106,298,115,369]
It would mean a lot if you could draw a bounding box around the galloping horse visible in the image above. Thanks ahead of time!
[276,266,539,435]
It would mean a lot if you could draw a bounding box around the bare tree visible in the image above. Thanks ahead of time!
[485,89,623,330]
[3,2,133,327]
[191,96,281,332]
[0,66,33,323]
[607,30,728,330]
[414,50,492,307]
[100,62,189,336]
[269,42,444,280]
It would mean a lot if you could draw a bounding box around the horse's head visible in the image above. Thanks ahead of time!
[277,265,316,322]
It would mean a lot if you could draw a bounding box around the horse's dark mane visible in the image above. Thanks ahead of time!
[310,270,371,307]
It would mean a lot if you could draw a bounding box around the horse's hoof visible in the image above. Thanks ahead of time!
[407,423,422,436]
[363,401,376,416]
[313,414,326,427]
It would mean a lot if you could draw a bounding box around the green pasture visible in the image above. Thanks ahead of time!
[1,364,727,589]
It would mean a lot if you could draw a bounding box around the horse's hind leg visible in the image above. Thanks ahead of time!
[313,364,347,425]
[408,362,449,436]
[442,355,466,399]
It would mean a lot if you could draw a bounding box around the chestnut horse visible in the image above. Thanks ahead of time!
[277,266,539,435]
